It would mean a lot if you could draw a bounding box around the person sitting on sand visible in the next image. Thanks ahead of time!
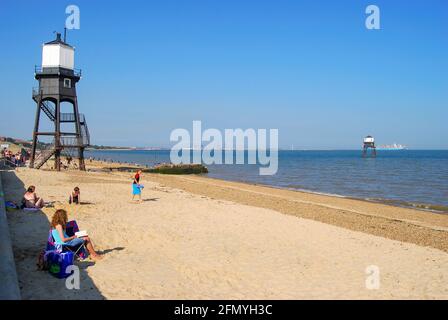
[69,187,81,205]
[51,209,103,260]
[23,186,45,209]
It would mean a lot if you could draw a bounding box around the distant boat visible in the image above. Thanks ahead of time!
[376,143,407,150]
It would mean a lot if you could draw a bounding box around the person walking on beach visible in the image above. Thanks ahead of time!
[132,170,143,202]
[133,169,142,184]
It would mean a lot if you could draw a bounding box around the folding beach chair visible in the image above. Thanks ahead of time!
[65,220,89,260]
[46,220,88,260]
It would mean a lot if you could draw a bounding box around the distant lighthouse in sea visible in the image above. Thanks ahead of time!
[362,135,376,157]
[29,32,90,171]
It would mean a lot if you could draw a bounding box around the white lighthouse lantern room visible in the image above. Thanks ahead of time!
[41,33,75,70]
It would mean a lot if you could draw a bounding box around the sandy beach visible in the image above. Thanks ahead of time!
[2,166,448,299]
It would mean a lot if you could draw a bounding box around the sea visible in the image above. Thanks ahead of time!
[85,149,448,213]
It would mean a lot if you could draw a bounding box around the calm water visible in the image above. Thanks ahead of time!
[85,150,448,210]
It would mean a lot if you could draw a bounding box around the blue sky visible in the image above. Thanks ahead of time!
[0,0,447,149]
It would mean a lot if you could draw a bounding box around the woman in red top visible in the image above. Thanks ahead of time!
[133,170,142,184]
[132,170,143,202]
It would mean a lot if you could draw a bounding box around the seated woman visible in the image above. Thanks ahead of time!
[51,209,103,260]
[23,186,45,209]
[69,187,81,205]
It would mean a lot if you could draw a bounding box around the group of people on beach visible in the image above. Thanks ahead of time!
[21,185,103,260]
[58,156,78,170]
[1,147,28,167]
[21,186,81,209]
[22,168,144,265]
[15,167,145,270]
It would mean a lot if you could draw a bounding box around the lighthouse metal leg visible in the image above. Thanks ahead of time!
[29,95,42,168]
[54,99,61,171]
[79,147,86,171]
[72,97,86,171]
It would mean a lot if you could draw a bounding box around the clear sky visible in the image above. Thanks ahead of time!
[0,0,447,149]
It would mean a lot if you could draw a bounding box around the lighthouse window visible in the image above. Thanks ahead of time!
[64,78,71,88]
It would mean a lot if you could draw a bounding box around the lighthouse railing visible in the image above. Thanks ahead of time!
[59,113,86,123]
[59,130,90,147]
[34,65,82,77]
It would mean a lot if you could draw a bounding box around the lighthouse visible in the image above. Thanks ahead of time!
[362,135,376,157]
[29,32,90,171]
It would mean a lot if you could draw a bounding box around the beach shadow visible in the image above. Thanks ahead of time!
[97,247,125,255]
[67,201,95,206]
[76,260,96,269]
[0,169,106,300]
[142,198,159,202]
[45,202,56,208]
